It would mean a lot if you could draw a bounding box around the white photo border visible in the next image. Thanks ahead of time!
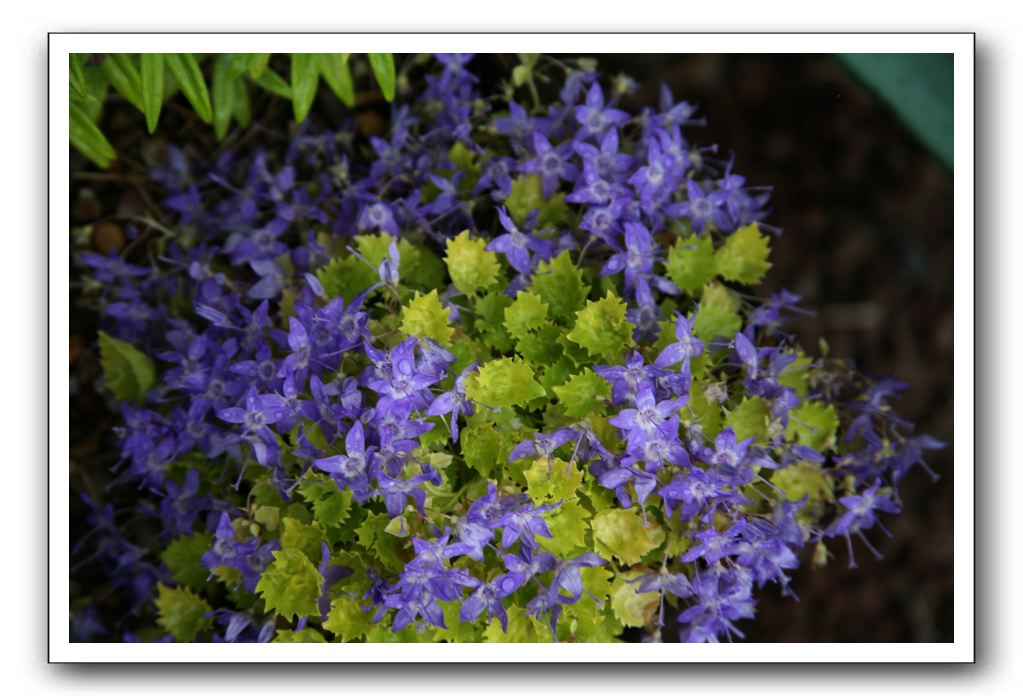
[49,32,974,663]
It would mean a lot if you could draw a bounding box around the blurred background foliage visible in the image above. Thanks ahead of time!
[69,52,396,168]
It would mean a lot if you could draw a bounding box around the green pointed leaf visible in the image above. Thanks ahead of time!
[255,548,324,621]
[528,251,589,321]
[159,531,212,590]
[228,53,270,79]
[249,67,292,99]
[665,234,717,295]
[69,54,88,100]
[139,54,164,133]
[591,508,665,565]
[99,53,144,111]
[165,54,212,124]
[230,74,252,128]
[290,53,319,123]
[566,291,635,363]
[465,357,545,409]
[368,53,396,101]
[553,369,611,419]
[401,289,454,346]
[445,230,500,296]
[155,583,212,642]
[715,222,772,285]
[211,54,236,140]
[98,331,156,402]
[69,103,116,169]
[319,53,355,107]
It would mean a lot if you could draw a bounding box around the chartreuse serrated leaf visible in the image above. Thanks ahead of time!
[355,512,404,571]
[715,223,772,285]
[324,594,375,641]
[366,621,436,643]
[459,420,503,477]
[273,628,327,643]
[591,508,665,565]
[255,548,324,621]
[524,457,584,504]
[611,570,659,628]
[434,601,485,642]
[401,289,454,346]
[319,53,355,107]
[786,402,839,452]
[139,54,164,133]
[298,478,353,528]
[70,103,116,169]
[290,53,319,123]
[506,175,571,227]
[155,583,212,642]
[98,331,156,402]
[777,353,813,397]
[567,292,635,363]
[665,234,717,295]
[554,369,611,419]
[159,531,212,590]
[503,291,549,339]
[692,282,742,342]
[724,396,770,443]
[99,53,144,111]
[537,501,590,556]
[210,54,236,141]
[771,464,835,503]
[515,323,564,366]
[539,356,575,397]
[483,606,552,642]
[316,255,377,302]
[386,239,447,291]
[368,53,396,101]
[472,288,515,354]
[528,251,589,322]
[165,54,212,124]
[465,357,545,409]
[688,379,724,439]
[280,517,325,565]
[445,230,500,295]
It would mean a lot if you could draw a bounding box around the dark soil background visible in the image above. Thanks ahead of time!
[69,53,954,643]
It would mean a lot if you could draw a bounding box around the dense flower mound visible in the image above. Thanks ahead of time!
[72,54,944,643]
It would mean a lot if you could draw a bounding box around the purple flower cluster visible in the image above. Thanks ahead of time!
[71,54,941,644]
